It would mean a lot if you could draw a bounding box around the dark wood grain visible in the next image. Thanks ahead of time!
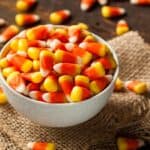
[0,0,150,44]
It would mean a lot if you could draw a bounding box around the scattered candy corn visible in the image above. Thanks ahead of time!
[0,25,19,43]
[125,80,147,94]
[130,0,150,5]
[97,0,108,5]
[114,78,124,91]
[117,137,145,150]
[15,14,40,26]
[101,6,126,18]
[0,86,7,105]
[80,0,96,11]
[27,142,56,150]
[16,0,37,12]
[70,86,91,102]
[49,9,71,24]
[0,18,7,27]
[116,20,129,36]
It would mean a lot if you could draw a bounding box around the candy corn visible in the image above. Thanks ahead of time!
[0,18,7,27]
[16,0,37,12]
[0,25,19,43]
[114,78,124,91]
[7,71,26,93]
[101,6,126,18]
[15,14,40,26]
[49,9,71,24]
[97,0,108,5]
[79,42,106,57]
[21,72,44,83]
[0,57,9,68]
[77,22,89,30]
[53,63,81,76]
[42,92,66,103]
[130,0,150,5]
[42,75,58,92]
[40,50,54,77]
[72,45,93,65]
[26,25,51,40]
[80,0,96,11]
[90,76,110,94]
[84,62,105,80]
[29,91,44,101]
[27,142,56,150]
[58,75,74,97]
[54,50,81,64]
[117,137,145,150]
[125,80,147,94]
[116,20,129,36]
[26,83,40,92]
[27,47,40,60]
[0,86,7,105]
[2,67,16,78]
[75,75,90,88]
[32,60,40,71]
[7,54,33,73]
[28,40,47,48]
[70,86,91,102]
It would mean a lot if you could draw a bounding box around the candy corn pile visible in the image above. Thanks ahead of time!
[0,24,117,103]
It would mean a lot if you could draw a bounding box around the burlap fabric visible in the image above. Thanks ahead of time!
[0,31,150,150]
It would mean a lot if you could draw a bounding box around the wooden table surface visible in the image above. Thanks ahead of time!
[0,0,150,44]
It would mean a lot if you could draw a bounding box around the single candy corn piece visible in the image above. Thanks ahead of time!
[101,6,126,18]
[47,39,66,51]
[32,60,40,71]
[116,20,129,35]
[75,75,90,88]
[26,83,40,92]
[80,0,96,11]
[58,75,74,97]
[27,142,56,150]
[29,91,44,101]
[117,137,145,150]
[125,80,147,94]
[7,71,26,93]
[42,92,66,103]
[97,0,108,5]
[42,75,58,92]
[51,28,68,43]
[0,86,7,105]
[10,38,19,52]
[130,0,150,5]
[0,25,19,43]
[84,62,105,80]
[53,63,81,76]
[40,50,54,77]
[16,0,37,12]
[26,25,51,40]
[70,86,91,102]
[114,78,124,91]
[27,47,40,60]
[28,40,47,48]
[7,54,32,73]
[0,18,7,27]
[79,42,106,57]
[83,35,96,42]
[2,67,16,78]
[90,76,110,94]
[54,50,81,64]
[72,46,93,65]
[0,57,9,68]
[49,9,71,24]
[21,72,44,83]
[68,26,83,43]
[97,56,116,69]
[15,14,40,26]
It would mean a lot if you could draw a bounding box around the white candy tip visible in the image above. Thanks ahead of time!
[106,74,113,82]
[27,142,35,149]
[81,4,89,11]
[118,19,127,24]
[40,69,49,77]
[98,0,108,5]
[0,36,6,43]
[124,81,131,88]
[120,8,126,15]
[130,0,138,4]
[16,83,25,93]
[79,42,86,48]
[42,93,50,102]
[34,15,40,21]
[69,36,78,43]
[64,10,71,16]
[65,43,74,51]
[0,18,7,26]
[53,63,61,73]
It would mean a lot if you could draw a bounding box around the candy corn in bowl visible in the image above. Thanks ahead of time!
[0,24,119,127]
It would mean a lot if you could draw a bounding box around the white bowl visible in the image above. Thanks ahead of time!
[0,25,119,127]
